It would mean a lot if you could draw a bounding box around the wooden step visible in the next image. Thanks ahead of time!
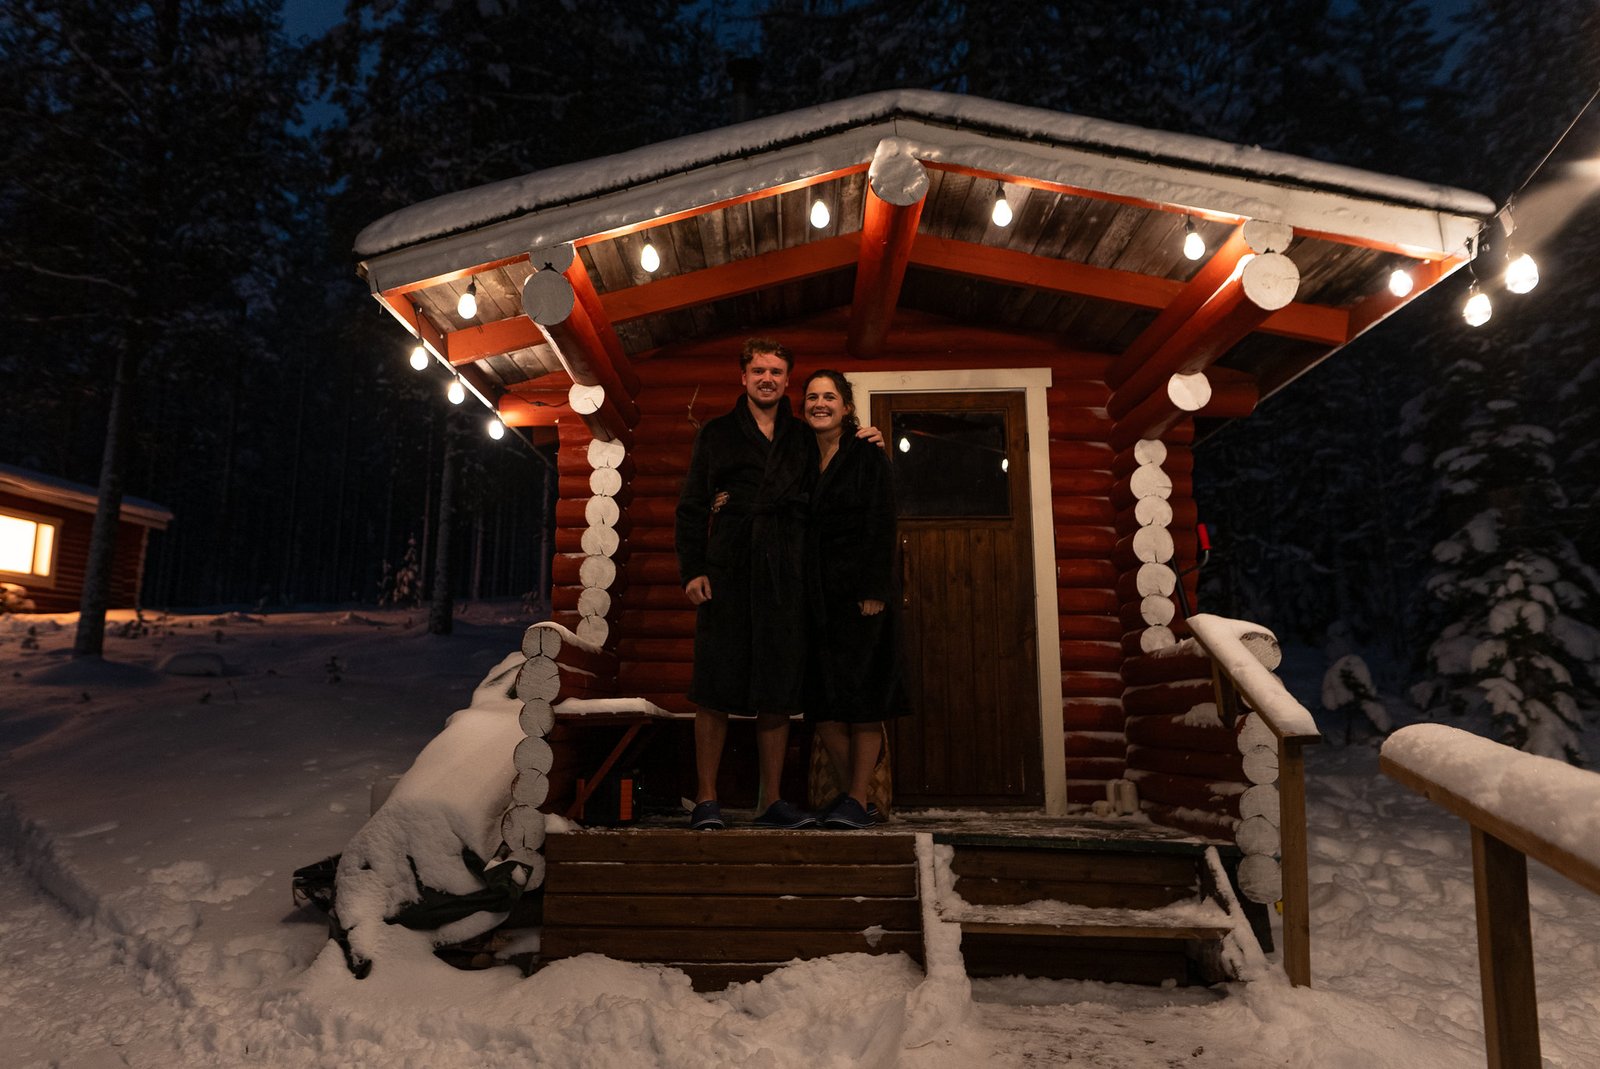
[540,829,922,991]
[935,837,1236,985]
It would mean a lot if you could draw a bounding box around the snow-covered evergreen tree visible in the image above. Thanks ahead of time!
[1403,356,1599,763]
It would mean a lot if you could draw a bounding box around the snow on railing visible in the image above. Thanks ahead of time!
[1381,724,1600,1069]
[1185,613,1322,988]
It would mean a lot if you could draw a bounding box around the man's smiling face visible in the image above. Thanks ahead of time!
[742,350,791,411]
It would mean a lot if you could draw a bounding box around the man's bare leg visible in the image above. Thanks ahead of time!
[694,708,728,803]
[754,712,791,812]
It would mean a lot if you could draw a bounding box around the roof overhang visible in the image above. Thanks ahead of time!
[355,89,1494,441]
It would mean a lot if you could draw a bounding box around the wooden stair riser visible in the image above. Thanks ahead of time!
[544,893,921,930]
[546,862,917,897]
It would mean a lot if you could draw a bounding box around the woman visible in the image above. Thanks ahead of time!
[799,370,906,829]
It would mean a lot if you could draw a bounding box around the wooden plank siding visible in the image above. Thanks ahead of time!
[0,488,153,613]
[540,317,1250,818]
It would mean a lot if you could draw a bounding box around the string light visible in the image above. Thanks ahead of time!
[991,195,1013,227]
[1182,217,1205,261]
[809,199,830,228]
[1462,284,1492,327]
[408,344,430,371]
[1387,269,1414,298]
[447,377,466,404]
[897,436,911,453]
[487,417,505,440]
[457,280,477,319]
[640,241,660,273]
[1504,253,1539,294]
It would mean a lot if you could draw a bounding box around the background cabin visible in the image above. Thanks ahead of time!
[356,90,1492,834]
[0,463,172,614]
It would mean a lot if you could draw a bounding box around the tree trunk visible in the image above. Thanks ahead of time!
[428,422,459,635]
[74,346,138,658]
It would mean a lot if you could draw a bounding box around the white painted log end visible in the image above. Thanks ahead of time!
[519,697,555,738]
[580,524,620,558]
[1135,561,1178,597]
[589,467,623,497]
[569,382,606,415]
[510,770,550,808]
[1139,625,1177,653]
[577,554,617,590]
[1132,525,1175,564]
[1139,593,1176,627]
[1132,438,1168,467]
[1240,252,1300,311]
[576,615,610,647]
[1238,854,1282,904]
[587,437,626,470]
[1241,219,1293,254]
[1242,744,1280,785]
[522,267,576,325]
[1167,371,1213,412]
[583,495,620,529]
[1128,464,1174,501]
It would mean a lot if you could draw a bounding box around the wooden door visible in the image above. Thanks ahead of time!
[872,391,1041,806]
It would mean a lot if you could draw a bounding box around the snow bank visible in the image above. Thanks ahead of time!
[334,651,526,967]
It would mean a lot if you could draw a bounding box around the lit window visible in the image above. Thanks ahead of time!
[0,510,58,580]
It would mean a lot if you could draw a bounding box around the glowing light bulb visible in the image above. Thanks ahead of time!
[640,242,660,273]
[1387,269,1414,297]
[1183,219,1205,261]
[1462,286,1492,327]
[447,378,466,404]
[457,281,477,319]
[991,196,1013,227]
[487,418,505,440]
[409,345,430,371]
[1001,457,1009,472]
[1504,253,1539,294]
[897,436,910,453]
[809,199,830,228]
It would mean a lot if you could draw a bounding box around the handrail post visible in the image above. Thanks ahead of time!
[1279,736,1311,987]
[1471,827,1542,1069]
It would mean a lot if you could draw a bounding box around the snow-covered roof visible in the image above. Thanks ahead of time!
[357,89,1493,264]
[0,463,173,528]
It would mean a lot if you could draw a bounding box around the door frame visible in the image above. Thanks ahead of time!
[849,367,1066,815]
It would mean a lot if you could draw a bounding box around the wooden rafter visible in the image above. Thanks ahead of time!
[1107,254,1300,422]
[568,258,639,395]
[376,291,503,410]
[1107,226,1255,389]
[848,185,924,359]
[598,235,860,323]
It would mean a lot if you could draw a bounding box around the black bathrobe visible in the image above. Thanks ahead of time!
[675,396,812,716]
[803,432,908,723]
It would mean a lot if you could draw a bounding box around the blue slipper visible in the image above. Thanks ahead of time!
[689,800,726,830]
[821,795,877,829]
[753,799,820,829]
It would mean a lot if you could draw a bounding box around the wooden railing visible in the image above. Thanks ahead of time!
[1381,724,1600,1069]
[1187,614,1323,987]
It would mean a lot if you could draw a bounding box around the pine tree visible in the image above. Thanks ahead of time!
[0,0,308,648]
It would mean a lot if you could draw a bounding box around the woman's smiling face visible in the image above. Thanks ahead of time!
[804,375,852,432]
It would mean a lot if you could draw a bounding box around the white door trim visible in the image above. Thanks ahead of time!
[848,367,1066,815]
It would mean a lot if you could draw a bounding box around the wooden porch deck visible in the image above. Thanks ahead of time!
[537,812,1259,991]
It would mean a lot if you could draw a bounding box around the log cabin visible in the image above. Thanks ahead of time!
[356,91,1493,986]
[0,463,172,613]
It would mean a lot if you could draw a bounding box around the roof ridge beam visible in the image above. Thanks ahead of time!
[847,139,929,359]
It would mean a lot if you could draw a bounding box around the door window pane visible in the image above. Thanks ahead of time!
[0,512,55,577]
[890,410,1009,517]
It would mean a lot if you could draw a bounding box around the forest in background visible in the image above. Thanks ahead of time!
[2,0,1597,756]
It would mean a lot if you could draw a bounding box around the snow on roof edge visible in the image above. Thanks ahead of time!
[354,89,1496,261]
[0,463,173,528]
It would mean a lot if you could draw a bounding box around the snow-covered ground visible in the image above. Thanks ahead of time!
[1,607,1596,1068]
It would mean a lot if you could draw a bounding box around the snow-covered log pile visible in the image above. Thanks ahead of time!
[333,652,529,971]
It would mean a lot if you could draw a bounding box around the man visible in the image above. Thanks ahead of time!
[675,338,817,830]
